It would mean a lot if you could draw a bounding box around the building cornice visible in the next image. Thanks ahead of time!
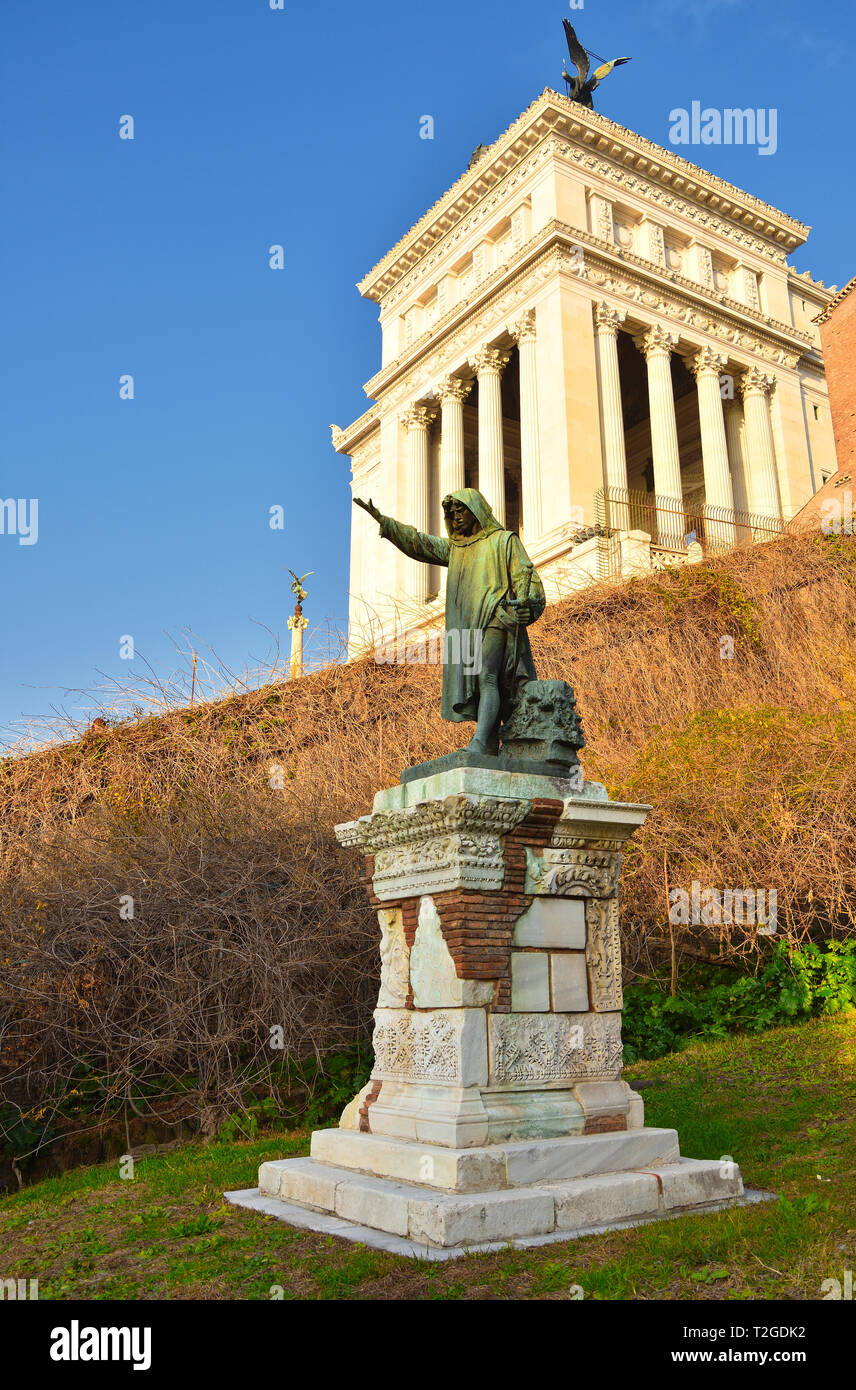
[331,405,380,457]
[357,90,810,303]
[812,272,856,325]
[353,220,817,411]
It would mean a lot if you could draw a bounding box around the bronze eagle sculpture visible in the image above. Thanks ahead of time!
[561,20,630,109]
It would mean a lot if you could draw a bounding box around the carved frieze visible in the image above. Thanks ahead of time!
[488,1010,623,1083]
[377,907,410,1008]
[370,1006,488,1086]
[336,793,531,900]
[524,846,620,898]
[550,825,628,852]
[372,831,505,899]
[353,227,807,430]
[585,897,623,1012]
[372,1010,460,1082]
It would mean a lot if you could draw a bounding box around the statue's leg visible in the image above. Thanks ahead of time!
[465,626,505,755]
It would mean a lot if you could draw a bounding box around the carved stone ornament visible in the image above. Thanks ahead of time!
[585,897,623,1011]
[739,365,776,399]
[400,404,437,432]
[436,375,473,405]
[336,793,532,900]
[377,907,410,1008]
[507,308,537,343]
[524,846,620,898]
[500,679,585,770]
[633,324,679,359]
[685,345,727,380]
[594,300,626,336]
[371,1011,459,1083]
[469,346,511,377]
[488,1010,623,1083]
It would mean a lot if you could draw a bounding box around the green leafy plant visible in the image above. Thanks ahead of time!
[622,941,856,1062]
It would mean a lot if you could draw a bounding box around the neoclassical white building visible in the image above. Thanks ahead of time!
[332,90,838,651]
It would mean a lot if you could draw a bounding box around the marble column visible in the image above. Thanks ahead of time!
[686,346,734,548]
[739,369,782,521]
[470,346,510,526]
[724,398,752,541]
[634,325,682,545]
[287,611,309,679]
[437,376,472,500]
[402,404,436,604]
[594,302,629,530]
[508,310,542,542]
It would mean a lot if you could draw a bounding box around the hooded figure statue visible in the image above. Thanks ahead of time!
[354,487,545,754]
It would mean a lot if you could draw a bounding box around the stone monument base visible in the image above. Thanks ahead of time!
[242,1128,744,1251]
[231,763,751,1253]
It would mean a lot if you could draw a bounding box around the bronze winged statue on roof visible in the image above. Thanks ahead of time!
[561,20,630,110]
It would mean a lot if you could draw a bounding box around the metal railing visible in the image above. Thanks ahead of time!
[594,486,784,581]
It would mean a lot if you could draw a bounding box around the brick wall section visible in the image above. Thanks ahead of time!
[584,1114,626,1135]
[364,797,564,1014]
[820,283,856,472]
[357,1079,382,1133]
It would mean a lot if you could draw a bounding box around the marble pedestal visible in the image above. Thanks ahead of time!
[231,765,745,1250]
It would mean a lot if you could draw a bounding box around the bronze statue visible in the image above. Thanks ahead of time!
[354,488,545,756]
[561,21,630,110]
[288,569,313,608]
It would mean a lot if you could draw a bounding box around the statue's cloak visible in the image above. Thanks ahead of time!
[379,487,545,723]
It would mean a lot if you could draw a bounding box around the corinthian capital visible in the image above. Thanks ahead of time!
[684,345,727,380]
[633,324,679,359]
[507,309,536,343]
[401,404,437,432]
[738,366,776,399]
[594,301,626,337]
[469,346,511,377]
[436,375,473,405]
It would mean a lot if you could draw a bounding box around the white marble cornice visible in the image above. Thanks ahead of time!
[331,404,380,456]
[357,89,810,303]
[356,221,816,415]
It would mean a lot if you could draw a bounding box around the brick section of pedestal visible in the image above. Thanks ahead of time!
[584,1114,627,1135]
[358,1080,382,1134]
[364,798,564,1013]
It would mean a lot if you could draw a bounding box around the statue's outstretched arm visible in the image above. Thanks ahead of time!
[353,496,382,524]
[353,497,450,567]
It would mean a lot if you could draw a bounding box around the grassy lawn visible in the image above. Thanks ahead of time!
[1,1016,853,1301]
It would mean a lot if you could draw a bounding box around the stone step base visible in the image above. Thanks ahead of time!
[227,1183,771,1260]
[308,1125,681,1192]
[252,1151,744,1249]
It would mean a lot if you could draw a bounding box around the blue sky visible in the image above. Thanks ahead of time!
[1,0,853,743]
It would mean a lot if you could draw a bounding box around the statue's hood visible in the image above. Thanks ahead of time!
[443,488,504,543]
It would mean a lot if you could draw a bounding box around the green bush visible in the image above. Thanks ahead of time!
[622,940,856,1062]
